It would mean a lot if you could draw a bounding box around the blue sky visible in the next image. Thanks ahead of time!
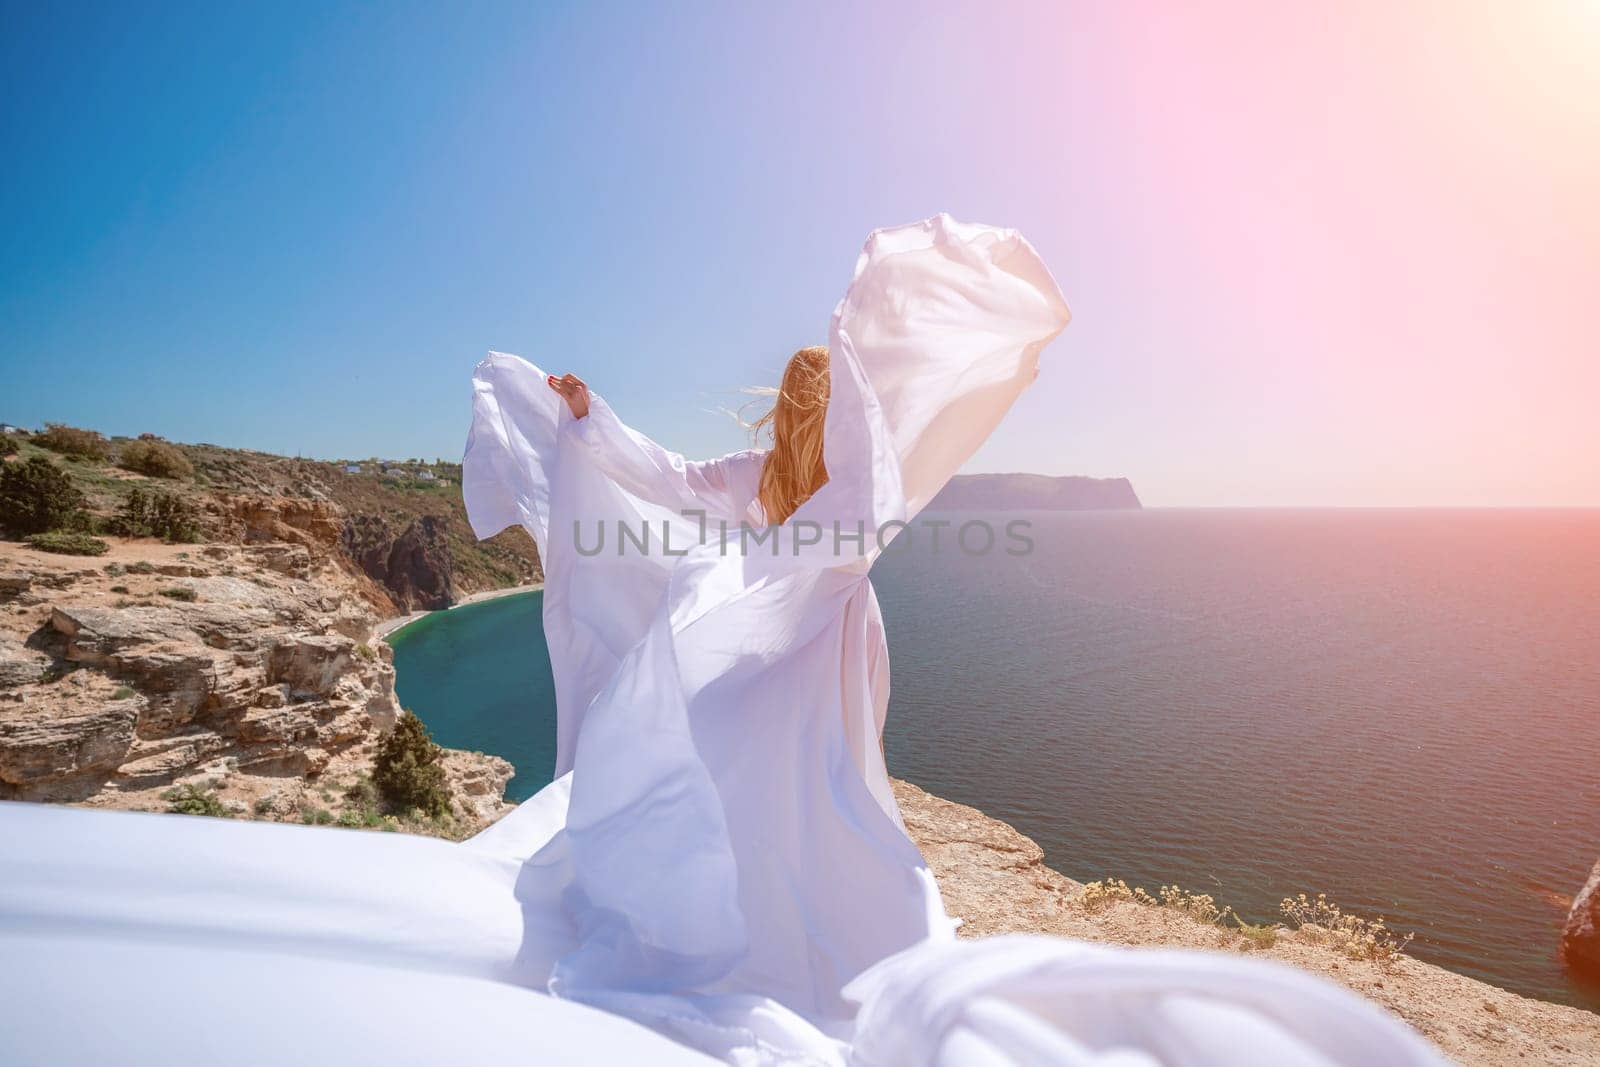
[3,2,1596,505]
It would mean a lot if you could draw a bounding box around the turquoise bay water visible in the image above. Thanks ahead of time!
[389,591,555,803]
[391,509,1600,1009]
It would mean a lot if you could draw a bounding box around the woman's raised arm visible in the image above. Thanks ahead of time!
[549,372,757,523]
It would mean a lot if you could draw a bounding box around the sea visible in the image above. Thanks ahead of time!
[390,508,1600,1010]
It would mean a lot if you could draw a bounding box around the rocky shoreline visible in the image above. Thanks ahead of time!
[375,581,543,641]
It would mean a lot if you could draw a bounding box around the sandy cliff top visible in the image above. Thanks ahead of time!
[895,779,1600,1067]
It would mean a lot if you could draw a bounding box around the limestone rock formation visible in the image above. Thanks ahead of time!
[1565,859,1600,985]
[0,542,400,802]
[211,494,345,551]
[442,748,516,825]
[0,532,513,834]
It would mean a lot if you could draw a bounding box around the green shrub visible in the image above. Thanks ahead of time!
[127,560,155,574]
[372,712,450,817]
[113,487,202,542]
[26,531,110,556]
[111,685,136,700]
[35,423,109,461]
[118,438,194,480]
[336,807,387,830]
[163,784,229,818]
[152,490,200,541]
[0,455,86,534]
[1232,915,1280,950]
[331,776,395,831]
[343,776,379,806]
[0,435,16,457]
[118,438,195,479]
[59,508,101,534]
[158,586,197,602]
[299,805,334,826]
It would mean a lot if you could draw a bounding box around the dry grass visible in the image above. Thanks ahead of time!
[1077,880,1411,964]
[1281,892,1415,964]
[1079,878,1235,927]
[1232,915,1281,950]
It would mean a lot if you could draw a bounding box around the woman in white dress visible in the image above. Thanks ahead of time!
[534,344,942,1014]
[459,215,1067,1046]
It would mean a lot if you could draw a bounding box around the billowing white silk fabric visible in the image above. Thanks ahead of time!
[845,936,1445,1066]
[0,217,1445,1067]
[0,802,715,1066]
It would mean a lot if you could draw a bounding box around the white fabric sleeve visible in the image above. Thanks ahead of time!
[463,353,759,554]
[822,213,1073,527]
[462,351,565,554]
[561,394,757,523]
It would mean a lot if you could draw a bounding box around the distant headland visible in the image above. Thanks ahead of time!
[929,473,1142,511]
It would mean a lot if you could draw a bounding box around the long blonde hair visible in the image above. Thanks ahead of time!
[751,346,830,524]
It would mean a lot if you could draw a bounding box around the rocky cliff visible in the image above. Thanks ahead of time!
[340,513,457,611]
[177,442,541,605]
[1566,860,1600,986]
[928,472,1142,511]
[0,537,511,831]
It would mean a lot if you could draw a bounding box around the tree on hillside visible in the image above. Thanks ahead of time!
[372,712,451,817]
[34,423,109,461]
[118,438,194,480]
[114,487,202,542]
[0,456,87,534]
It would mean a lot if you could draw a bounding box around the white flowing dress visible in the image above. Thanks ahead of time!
[459,214,1072,1040]
[0,216,1446,1067]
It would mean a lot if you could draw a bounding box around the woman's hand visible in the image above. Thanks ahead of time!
[547,373,590,419]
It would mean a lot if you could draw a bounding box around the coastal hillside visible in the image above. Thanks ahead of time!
[0,425,540,615]
[0,423,528,819]
[929,472,1142,510]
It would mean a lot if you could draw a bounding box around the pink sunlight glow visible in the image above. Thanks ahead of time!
[946,1,1600,506]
